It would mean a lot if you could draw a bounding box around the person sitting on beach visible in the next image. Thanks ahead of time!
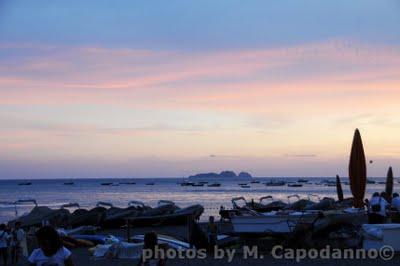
[0,224,10,266]
[28,226,74,266]
[10,221,25,265]
[369,192,389,224]
[207,216,218,253]
[392,193,400,211]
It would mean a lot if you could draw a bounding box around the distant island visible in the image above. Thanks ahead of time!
[188,171,252,179]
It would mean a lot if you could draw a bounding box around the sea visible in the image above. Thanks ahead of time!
[0,177,394,223]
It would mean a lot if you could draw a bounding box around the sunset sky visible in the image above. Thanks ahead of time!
[1,1,400,179]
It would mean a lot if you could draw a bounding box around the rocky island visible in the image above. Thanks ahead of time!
[188,170,252,180]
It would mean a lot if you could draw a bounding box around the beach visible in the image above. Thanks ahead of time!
[14,248,400,266]
[11,224,400,266]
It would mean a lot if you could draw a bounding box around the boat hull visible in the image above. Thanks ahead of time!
[231,213,318,234]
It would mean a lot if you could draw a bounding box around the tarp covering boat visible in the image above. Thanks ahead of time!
[127,204,204,227]
[69,207,107,228]
[305,198,336,211]
[9,206,70,228]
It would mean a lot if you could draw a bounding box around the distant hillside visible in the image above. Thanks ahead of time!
[188,171,252,179]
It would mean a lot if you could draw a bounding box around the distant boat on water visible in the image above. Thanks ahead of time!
[250,180,260,184]
[63,182,74,185]
[288,183,303,187]
[119,182,136,185]
[18,182,32,186]
[180,181,195,186]
[100,182,113,186]
[265,180,286,187]
[208,183,221,187]
[297,178,308,183]
[240,185,251,188]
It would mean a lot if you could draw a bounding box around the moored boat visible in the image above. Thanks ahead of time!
[288,183,303,187]
[18,182,32,186]
[265,180,286,186]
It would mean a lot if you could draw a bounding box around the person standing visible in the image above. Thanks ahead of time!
[369,192,389,224]
[10,222,25,265]
[28,226,73,266]
[206,216,218,253]
[0,224,10,266]
[392,193,400,211]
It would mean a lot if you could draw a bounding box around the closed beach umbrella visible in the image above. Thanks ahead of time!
[336,175,344,202]
[348,129,367,208]
[385,167,394,202]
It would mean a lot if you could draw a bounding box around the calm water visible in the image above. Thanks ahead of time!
[0,177,395,223]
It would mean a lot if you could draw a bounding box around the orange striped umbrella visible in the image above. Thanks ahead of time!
[336,175,344,202]
[385,167,394,202]
[348,129,367,208]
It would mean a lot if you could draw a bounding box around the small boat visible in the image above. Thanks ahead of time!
[192,183,204,187]
[238,183,248,186]
[145,182,155,186]
[119,182,136,185]
[230,211,318,234]
[297,178,309,183]
[63,182,74,185]
[100,182,113,186]
[240,185,251,188]
[377,181,386,185]
[288,183,303,187]
[180,182,195,186]
[208,183,221,187]
[230,209,366,235]
[127,204,204,227]
[250,180,260,184]
[18,182,32,186]
[265,180,286,186]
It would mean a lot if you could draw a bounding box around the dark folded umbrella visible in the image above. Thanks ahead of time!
[336,175,344,202]
[385,167,394,202]
[349,129,367,208]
